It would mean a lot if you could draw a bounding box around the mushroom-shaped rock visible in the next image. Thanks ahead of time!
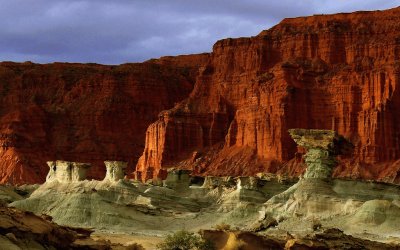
[103,161,127,182]
[288,129,352,179]
[46,161,91,183]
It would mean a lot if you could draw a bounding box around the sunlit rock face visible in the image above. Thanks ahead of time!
[136,7,400,183]
[103,161,127,182]
[46,161,91,182]
[0,54,209,185]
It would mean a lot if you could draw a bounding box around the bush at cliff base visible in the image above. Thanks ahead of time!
[156,230,215,250]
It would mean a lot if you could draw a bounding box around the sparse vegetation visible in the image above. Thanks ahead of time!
[214,222,231,231]
[156,230,215,250]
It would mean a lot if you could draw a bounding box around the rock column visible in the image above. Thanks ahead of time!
[103,161,127,182]
[288,129,350,180]
[46,161,91,182]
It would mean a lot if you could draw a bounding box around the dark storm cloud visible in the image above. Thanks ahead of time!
[0,0,399,64]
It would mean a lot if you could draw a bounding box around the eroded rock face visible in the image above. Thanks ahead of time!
[136,7,400,183]
[0,54,209,184]
[103,161,127,182]
[46,161,91,182]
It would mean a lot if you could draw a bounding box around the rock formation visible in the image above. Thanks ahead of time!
[163,169,191,189]
[3,7,400,184]
[136,7,400,183]
[0,206,140,249]
[0,54,209,185]
[46,161,91,182]
[288,129,351,179]
[9,161,400,246]
[254,129,400,242]
[103,161,127,182]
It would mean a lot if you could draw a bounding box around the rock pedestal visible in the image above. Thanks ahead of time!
[103,161,127,182]
[288,129,346,180]
[46,161,91,183]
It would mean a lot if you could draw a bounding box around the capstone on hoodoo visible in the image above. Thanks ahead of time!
[46,161,91,183]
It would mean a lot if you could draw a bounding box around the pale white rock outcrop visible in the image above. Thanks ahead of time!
[103,161,127,182]
[46,161,91,183]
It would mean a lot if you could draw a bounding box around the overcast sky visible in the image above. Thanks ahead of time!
[0,0,399,65]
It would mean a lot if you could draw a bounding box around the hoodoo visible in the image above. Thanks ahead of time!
[46,161,91,182]
[103,161,127,182]
[288,129,352,180]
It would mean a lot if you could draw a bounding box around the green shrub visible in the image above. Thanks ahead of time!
[156,230,215,250]
[214,222,231,231]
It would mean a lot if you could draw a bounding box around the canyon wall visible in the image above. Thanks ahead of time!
[0,54,209,184]
[136,7,400,183]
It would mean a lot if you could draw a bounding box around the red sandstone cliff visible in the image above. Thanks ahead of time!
[0,54,209,184]
[136,7,400,183]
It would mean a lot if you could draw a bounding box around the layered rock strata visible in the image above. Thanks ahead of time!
[136,7,400,183]
[0,54,209,184]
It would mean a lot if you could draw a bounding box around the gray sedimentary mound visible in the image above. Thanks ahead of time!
[8,156,400,244]
[10,160,294,235]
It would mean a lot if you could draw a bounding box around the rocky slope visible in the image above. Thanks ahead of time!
[136,7,400,183]
[9,145,400,247]
[0,54,209,184]
[0,205,143,249]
